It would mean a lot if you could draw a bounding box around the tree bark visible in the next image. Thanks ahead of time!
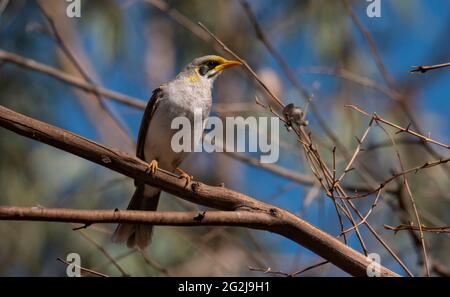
[0,104,398,277]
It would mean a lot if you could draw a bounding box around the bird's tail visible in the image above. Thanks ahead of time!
[112,184,161,249]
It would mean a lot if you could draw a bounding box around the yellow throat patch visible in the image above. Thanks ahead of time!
[188,70,200,82]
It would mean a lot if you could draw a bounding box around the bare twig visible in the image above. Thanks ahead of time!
[343,0,450,177]
[291,260,330,276]
[341,157,449,200]
[197,22,285,109]
[56,257,109,277]
[0,49,146,109]
[377,124,430,276]
[248,266,290,277]
[410,62,450,74]
[35,2,133,149]
[77,229,129,277]
[385,224,450,234]
[346,105,450,150]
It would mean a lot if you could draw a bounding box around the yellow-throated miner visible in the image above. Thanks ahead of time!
[112,55,242,249]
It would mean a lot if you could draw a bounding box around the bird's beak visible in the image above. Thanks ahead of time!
[214,60,242,71]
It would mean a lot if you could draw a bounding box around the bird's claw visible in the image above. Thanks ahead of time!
[146,160,159,175]
[176,167,193,188]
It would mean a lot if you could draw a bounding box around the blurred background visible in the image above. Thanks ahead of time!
[0,0,449,276]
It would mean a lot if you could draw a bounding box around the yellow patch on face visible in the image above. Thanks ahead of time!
[188,70,200,82]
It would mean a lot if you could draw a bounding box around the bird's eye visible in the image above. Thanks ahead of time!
[206,61,218,69]
[198,65,208,76]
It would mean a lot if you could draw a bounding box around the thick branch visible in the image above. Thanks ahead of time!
[0,207,281,227]
[0,104,398,277]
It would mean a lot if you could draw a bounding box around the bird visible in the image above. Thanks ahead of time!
[112,55,242,249]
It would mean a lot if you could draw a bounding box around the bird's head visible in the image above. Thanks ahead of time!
[183,55,242,82]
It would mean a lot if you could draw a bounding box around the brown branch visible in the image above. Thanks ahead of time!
[247,266,291,277]
[197,22,285,109]
[195,21,373,261]
[239,0,309,100]
[56,257,109,277]
[346,104,450,150]
[377,124,430,276]
[0,49,146,110]
[410,62,450,74]
[76,229,129,277]
[385,224,450,234]
[340,157,449,200]
[387,192,450,277]
[224,151,392,194]
[144,0,212,43]
[220,5,409,264]
[35,2,133,149]
[0,104,398,277]
[343,0,450,178]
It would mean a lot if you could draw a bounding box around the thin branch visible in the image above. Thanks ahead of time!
[291,260,330,277]
[239,0,309,100]
[341,157,449,200]
[410,62,450,74]
[0,104,398,277]
[0,49,146,109]
[197,22,285,109]
[35,2,133,148]
[144,0,212,42]
[248,266,290,277]
[343,0,450,177]
[377,124,430,276]
[77,229,129,277]
[56,257,109,277]
[385,224,450,234]
[223,151,392,194]
[297,66,394,99]
[346,105,450,150]
[335,118,374,185]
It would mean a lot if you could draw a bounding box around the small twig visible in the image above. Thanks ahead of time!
[377,124,431,276]
[56,257,109,277]
[335,118,374,185]
[35,2,133,148]
[248,266,290,277]
[340,189,383,236]
[384,224,450,234]
[291,260,330,276]
[76,229,129,277]
[410,62,450,74]
[0,49,146,109]
[341,157,449,200]
[197,22,285,109]
[346,105,450,150]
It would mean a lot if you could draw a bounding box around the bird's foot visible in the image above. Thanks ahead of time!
[145,160,159,175]
[176,167,193,188]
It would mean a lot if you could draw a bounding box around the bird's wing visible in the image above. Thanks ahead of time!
[136,87,163,160]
